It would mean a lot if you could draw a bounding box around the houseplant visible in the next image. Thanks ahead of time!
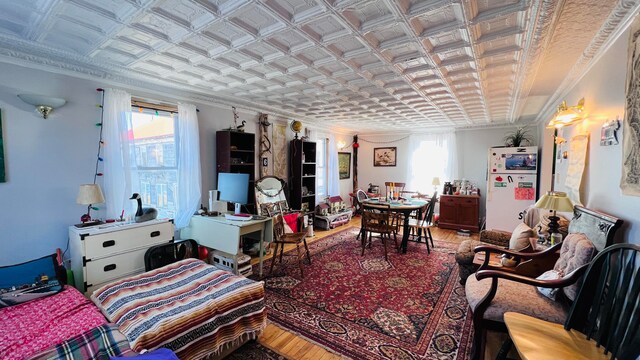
[503,127,534,147]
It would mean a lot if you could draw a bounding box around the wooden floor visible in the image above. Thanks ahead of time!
[247,217,513,360]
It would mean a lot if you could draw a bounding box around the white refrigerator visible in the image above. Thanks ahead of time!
[486,146,538,231]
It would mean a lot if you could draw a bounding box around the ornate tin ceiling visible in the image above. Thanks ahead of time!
[0,0,637,132]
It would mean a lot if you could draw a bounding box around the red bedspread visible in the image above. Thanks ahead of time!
[0,286,108,360]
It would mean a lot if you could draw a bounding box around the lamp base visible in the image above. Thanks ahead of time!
[548,215,560,235]
[74,220,103,228]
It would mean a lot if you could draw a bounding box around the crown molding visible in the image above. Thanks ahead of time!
[534,0,640,124]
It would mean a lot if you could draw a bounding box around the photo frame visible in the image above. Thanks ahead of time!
[373,147,397,167]
[600,119,620,146]
[338,152,351,179]
[301,202,309,212]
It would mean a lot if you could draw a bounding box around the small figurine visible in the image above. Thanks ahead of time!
[129,193,158,223]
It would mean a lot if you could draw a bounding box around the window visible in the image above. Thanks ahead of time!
[316,138,327,202]
[406,133,457,193]
[127,110,178,219]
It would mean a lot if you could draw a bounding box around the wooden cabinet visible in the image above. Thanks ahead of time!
[69,219,174,294]
[438,195,480,232]
[216,130,256,212]
[289,139,316,212]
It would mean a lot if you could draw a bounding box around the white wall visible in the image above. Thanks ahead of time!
[546,27,640,244]
[0,62,289,265]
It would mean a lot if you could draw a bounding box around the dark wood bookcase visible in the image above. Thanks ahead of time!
[289,139,316,212]
[216,130,256,213]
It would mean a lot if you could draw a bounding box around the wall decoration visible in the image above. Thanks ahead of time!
[338,152,351,179]
[273,121,287,180]
[565,134,589,205]
[622,16,640,196]
[0,109,4,183]
[600,118,620,146]
[373,147,396,167]
[259,113,272,177]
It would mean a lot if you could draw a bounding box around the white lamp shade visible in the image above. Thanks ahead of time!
[534,191,574,212]
[76,184,105,205]
[432,177,441,186]
[18,94,66,108]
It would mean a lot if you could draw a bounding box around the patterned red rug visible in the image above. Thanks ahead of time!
[255,226,473,359]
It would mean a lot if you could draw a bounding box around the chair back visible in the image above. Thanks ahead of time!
[385,182,405,198]
[565,243,640,359]
[356,189,369,204]
[419,191,438,227]
[272,213,286,241]
[362,203,392,233]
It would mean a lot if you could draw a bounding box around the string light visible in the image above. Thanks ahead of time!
[92,89,106,186]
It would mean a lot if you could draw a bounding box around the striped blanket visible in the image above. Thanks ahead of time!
[91,258,266,359]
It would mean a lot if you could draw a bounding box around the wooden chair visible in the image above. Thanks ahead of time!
[361,203,398,261]
[269,213,311,278]
[504,243,640,360]
[384,181,405,199]
[408,191,437,253]
[465,206,623,360]
[355,189,368,241]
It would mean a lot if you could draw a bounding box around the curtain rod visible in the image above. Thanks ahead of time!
[131,99,200,113]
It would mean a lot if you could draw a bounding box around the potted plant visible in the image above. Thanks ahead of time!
[503,127,534,147]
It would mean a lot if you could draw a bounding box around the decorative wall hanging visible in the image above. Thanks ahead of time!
[622,16,640,196]
[0,109,5,183]
[338,152,351,179]
[373,147,396,167]
[259,113,272,177]
[565,134,589,205]
[273,121,287,180]
[600,118,621,146]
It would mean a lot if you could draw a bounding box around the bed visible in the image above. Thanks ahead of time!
[91,258,266,359]
[2,248,266,359]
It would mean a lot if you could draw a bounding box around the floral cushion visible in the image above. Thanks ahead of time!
[509,223,534,251]
[465,275,568,324]
[553,233,595,301]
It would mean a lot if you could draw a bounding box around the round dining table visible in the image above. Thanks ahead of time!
[362,198,429,253]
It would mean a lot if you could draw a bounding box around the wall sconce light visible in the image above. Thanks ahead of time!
[337,141,346,149]
[547,98,585,128]
[17,94,66,119]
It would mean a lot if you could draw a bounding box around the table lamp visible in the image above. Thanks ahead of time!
[76,184,105,227]
[534,191,574,235]
[432,177,441,193]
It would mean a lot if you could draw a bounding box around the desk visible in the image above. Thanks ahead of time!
[362,199,428,254]
[180,215,273,277]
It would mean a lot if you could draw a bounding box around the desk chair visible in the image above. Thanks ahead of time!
[269,212,311,278]
[361,203,398,261]
[504,244,640,360]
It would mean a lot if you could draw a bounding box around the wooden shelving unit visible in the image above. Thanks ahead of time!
[216,130,256,213]
[289,139,316,212]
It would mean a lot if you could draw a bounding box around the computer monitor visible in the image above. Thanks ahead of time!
[217,172,249,214]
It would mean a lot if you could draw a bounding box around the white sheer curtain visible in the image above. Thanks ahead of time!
[102,88,133,219]
[405,132,458,193]
[327,134,340,196]
[175,103,201,228]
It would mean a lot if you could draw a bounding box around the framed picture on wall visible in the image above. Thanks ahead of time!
[373,147,396,167]
[338,152,351,179]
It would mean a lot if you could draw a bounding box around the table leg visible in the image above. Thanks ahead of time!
[402,212,411,254]
[259,225,265,277]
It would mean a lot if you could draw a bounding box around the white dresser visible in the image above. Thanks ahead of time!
[69,219,174,294]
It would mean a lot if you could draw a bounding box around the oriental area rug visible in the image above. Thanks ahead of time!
[254,227,473,360]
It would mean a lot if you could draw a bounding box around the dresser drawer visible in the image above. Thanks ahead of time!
[83,222,173,259]
[84,247,153,286]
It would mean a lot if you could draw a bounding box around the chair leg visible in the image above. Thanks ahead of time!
[303,238,311,264]
[279,242,285,263]
[428,227,434,248]
[424,227,431,254]
[296,244,304,278]
[495,338,513,360]
[361,232,366,256]
[471,323,487,360]
[269,243,279,275]
[382,232,388,261]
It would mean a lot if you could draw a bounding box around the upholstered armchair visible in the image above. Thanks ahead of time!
[455,205,570,284]
[464,206,623,360]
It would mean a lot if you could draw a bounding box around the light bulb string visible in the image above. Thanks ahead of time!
[93,89,105,185]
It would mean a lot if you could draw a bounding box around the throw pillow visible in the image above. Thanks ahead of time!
[553,233,595,301]
[0,254,64,308]
[536,269,562,300]
[509,222,534,250]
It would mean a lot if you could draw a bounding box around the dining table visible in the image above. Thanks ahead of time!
[362,198,429,254]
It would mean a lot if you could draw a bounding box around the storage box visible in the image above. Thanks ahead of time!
[209,251,252,276]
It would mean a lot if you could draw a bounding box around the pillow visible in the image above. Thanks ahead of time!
[553,233,595,301]
[536,269,562,300]
[0,254,64,308]
[509,222,534,250]
[283,213,299,233]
